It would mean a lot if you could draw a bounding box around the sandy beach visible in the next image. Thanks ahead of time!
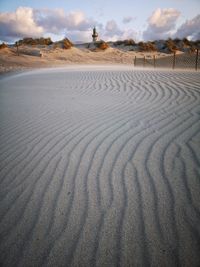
[0,65,200,266]
[1,45,198,75]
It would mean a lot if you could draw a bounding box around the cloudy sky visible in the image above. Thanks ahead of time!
[0,0,199,43]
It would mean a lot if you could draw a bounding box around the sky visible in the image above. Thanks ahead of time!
[0,0,199,43]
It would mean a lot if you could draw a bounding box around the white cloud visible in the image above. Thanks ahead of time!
[101,20,123,40]
[0,7,100,42]
[66,30,92,43]
[105,20,122,34]
[0,6,199,43]
[175,14,200,40]
[35,9,98,32]
[122,16,134,24]
[0,7,43,41]
[122,29,138,40]
[101,20,138,41]
[143,8,180,40]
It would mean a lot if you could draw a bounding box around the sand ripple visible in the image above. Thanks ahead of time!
[0,66,200,267]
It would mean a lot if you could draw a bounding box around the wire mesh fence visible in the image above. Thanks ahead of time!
[133,49,200,71]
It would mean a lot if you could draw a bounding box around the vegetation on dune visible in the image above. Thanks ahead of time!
[138,41,157,51]
[62,38,74,49]
[114,40,124,46]
[87,40,109,51]
[164,39,178,53]
[1,36,199,55]
[124,39,136,46]
[160,38,200,53]
[113,38,200,53]
[96,41,109,50]
[0,42,8,49]
[53,38,74,49]
[17,37,53,46]
[114,39,136,46]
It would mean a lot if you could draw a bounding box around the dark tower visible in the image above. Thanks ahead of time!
[92,27,98,42]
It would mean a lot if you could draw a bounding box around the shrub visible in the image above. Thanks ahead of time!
[182,38,191,46]
[173,38,181,44]
[114,40,124,46]
[96,41,109,50]
[164,39,178,52]
[138,41,157,51]
[124,39,136,46]
[43,37,53,45]
[0,42,8,49]
[18,37,53,46]
[62,38,74,49]
[114,39,136,46]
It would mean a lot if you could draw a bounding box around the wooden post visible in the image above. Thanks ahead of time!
[153,55,156,68]
[134,56,136,66]
[144,56,146,67]
[16,42,19,56]
[172,51,176,69]
[195,49,199,71]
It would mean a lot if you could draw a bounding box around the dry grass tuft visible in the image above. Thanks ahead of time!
[62,38,74,49]
[164,39,178,53]
[96,41,109,50]
[0,43,8,49]
[114,39,136,46]
[18,37,53,46]
[124,39,136,46]
[138,41,157,52]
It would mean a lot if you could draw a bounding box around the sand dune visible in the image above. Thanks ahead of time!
[0,66,200,266]
[2,45,197,74]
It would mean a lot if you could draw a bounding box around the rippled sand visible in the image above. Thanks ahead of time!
[0,66,200,267]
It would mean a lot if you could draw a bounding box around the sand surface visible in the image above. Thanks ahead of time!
[1,46,197,74]
[0,66,200,266]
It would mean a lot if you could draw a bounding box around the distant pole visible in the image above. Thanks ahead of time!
[195,49,199,71]
[172,51,176,69]
[16,42,19,56]
[153,55,156,68]
[143,56,146,67]
[134,56,136,66]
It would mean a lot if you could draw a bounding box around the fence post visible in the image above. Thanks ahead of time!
[153,55,156,68]
[195,49,199,71]
[144,56,146,67]
[134,56,136,66]
[16,42,19,56]
[172,51,176,69]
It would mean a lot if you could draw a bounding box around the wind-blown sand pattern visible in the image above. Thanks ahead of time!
[0,66,200,267]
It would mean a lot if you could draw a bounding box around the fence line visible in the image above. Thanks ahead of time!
[196,49,199,71]
[133,49,199,71]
